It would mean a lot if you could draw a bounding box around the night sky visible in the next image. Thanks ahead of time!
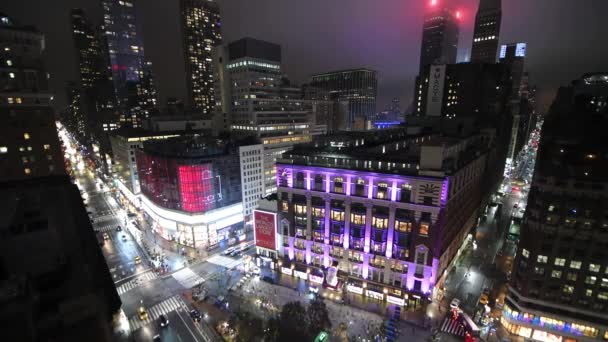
[3,0,608,113]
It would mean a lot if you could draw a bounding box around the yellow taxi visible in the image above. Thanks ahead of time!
[134,256,141,264]
[138,307,148,321]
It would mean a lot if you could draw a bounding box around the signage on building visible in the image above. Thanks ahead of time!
[426,65,446,117]
[309,274,324,284]
[294,270,308,280]
[515,43,527,57]
[387,295,405,306]
[347,284,364,295]
[281,267,293,275]
[365,290,384,300]
[254,210,276,250]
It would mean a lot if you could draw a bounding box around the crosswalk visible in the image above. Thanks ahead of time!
[94,224,116,233]
[172,267,205,289]
[116,270,157,295]
[440,317,465,337]
[128,295,187,331]
[92,214,116,223]
[207,255,243,269]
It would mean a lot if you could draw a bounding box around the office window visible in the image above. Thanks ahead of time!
[522,249,530,258]
[419,223,429,236]
[589,264,600,273]
[566,272,577,281]
[0,146,7,153]
[43,144,50,150]
[570,260,582,269]
[537,255,548,264]
[562,285,574,294]
[551,270,562,279]
[585,276,597,285]
[554,258,566,267]
[24,168,31,175]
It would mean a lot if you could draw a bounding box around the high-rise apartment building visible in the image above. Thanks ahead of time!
[418,1,459,73]
[503,73,608,342]
[180,0,222,112]
[214,37,315,202]
[101,0,157,128]
[70,8,119,171]
[0,14,65,180]
[310,68,377,130]
[470,0,502,63]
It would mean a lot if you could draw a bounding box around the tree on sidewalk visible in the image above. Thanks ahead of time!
[307,297,332,337]
[277,301,310,342]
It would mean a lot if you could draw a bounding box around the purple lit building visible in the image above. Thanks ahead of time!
[274,129,490,307]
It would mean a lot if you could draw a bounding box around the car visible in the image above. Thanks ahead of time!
[103,233,110,240]
[134,256,141,264]
[159,314,169,327]
[137,307,148,321]
[190,309,202,322]
[261,275,275,284]
[116,226,122,232]
[121,235,127,241]
[152,335,161,342]
[450,298,461,309]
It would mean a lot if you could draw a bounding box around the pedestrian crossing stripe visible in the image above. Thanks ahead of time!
[94,225,116,233]
[116,270,158,295]
[440,317,465,337]
[91,213,116,223]
[128,295,187,331]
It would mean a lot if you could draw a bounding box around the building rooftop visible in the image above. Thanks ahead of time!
[279,128,490,176]
[142,134,259,159]
[312,68,377,77]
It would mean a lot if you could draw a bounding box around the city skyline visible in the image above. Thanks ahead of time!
[2,0,608,112]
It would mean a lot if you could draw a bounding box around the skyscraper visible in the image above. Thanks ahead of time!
[503,73,608,342]
[180,0,222,112]
[0,14,65,180]
[101,0,156,128]
[470,0,502,63]
[419,0,459,73]
[310,68,378,130]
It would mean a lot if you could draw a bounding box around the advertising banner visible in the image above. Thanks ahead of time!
[426,64,446,117]
[254,210,277,250]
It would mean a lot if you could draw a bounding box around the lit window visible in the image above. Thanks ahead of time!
[24,168,31,175]
[585,289,593,297]
[27,146,32,151]
[9,72,14,79]
[0,146,7,153]
[601,278,608,288]
[551,270,562,279]
[566,272,577,281]
[419,223,429,236]
[537,255,548,264]
[570,260,582,269]
[43,144,50,150]
[585,276,597,285]
[562,285,574,294]
[589,264,600,273]
[23,133,30,140]
[16,97,22,104]
[554,258,566,267]
[6,60,12,66]
[522,249,530,258]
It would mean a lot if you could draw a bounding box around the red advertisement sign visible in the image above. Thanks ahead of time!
[254,210,276,250]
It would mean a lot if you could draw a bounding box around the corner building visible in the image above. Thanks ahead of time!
[274,129,490,306]
[503,73,608,341]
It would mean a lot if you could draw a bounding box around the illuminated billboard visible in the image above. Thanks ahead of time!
[254,210,277,250]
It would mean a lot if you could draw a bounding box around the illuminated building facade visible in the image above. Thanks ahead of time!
[180,0,222,112]
[470,0,502,63]
[310,68,377,130]
[101,0,157,128]
[504,73,608,342]
[135,136,245,247]
[274,129,490,307]
[418,0,459,74]
[0,14,65,181]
